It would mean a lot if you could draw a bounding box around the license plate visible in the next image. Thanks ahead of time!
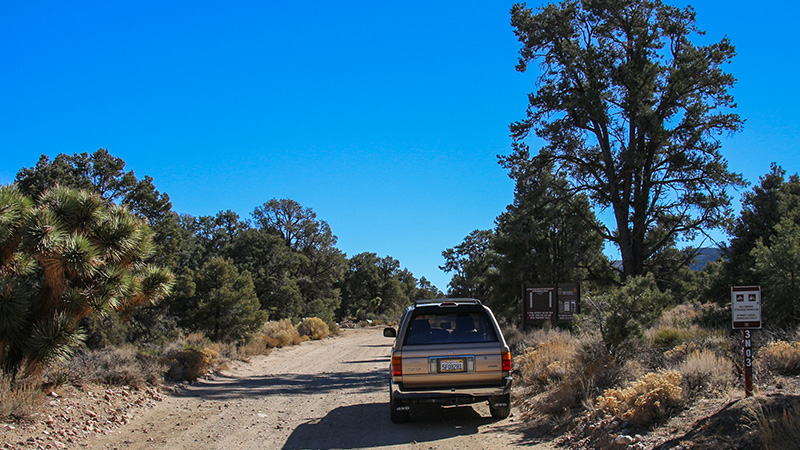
[439,359,465,373]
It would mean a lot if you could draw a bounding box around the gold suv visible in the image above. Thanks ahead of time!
[383,299,512,423]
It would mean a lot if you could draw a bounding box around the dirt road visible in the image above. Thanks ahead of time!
[88,328,555,450]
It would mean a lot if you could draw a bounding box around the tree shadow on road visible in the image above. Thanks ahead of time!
[175,370,388,400]
[282,402,498,449]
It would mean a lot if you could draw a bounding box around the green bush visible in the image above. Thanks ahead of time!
[650,326,694,349]
[580,274,671,352]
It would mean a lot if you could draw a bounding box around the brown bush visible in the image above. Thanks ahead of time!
[515,327,574,353]
[595,370,684,426]
[62,347,164,386]
[0,373,44,420]
[759,340,800,375]
[516,338,578,388]
[239,334,275,358]
[297,317,330,340]
[261,319,306,348]
[662,335,730,362]
[165,347,219,382]
[678,349,735,399]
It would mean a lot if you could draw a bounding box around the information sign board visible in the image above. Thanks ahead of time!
[732,285,761,329]
[525,286,554,322]
[524,283,580,325]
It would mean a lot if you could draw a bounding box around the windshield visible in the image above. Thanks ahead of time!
[404,312,498,345]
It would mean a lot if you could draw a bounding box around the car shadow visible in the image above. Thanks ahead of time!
[282,402,498,449]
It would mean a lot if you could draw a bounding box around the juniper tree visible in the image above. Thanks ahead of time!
[507,0,744,279]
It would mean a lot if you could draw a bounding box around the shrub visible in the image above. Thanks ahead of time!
[517,338,578,388]
[64,347,163,386]
[0,372,44,420]
[650,326,694,349]
[595,370,684,426]
[663,335,730,362]
[240,334,275,358]
[759,340,800,375]
[261,319,305,348]
[165,347,219,382]
[579,274,671,352]
[678,349,735,399]
[576,332,632,393]
[515,330,602,418]
[297,317,330,340]
[514,327,574,353]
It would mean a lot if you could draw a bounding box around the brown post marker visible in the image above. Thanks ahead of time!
[743,329,753,397]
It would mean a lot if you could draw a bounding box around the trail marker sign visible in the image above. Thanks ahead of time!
[731,285,761,329]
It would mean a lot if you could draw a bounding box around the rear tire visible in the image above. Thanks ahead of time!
[489,394,511,419]
[390,389,410,423]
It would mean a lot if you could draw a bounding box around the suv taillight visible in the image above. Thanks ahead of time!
[501,351,511,372]
[392,356,402,376]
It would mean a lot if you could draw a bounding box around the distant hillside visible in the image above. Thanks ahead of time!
[689,247,724,271]
[611,247,725,272]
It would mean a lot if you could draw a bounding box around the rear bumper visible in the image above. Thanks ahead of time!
[391,376,512,405]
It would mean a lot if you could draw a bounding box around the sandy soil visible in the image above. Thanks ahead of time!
[83,328,555,450]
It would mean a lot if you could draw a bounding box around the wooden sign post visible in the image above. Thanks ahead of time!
[732,286,761,397]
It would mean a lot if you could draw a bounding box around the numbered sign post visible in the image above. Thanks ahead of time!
[732,286,761,397]
[742,329,754,397]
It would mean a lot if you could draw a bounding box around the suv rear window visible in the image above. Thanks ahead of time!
[404,312,498,345]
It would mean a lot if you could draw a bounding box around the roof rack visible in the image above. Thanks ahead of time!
[413,298,483,306]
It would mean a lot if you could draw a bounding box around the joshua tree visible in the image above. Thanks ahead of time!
[0,185,173,376]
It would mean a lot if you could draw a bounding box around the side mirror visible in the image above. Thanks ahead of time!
[383,327,397,338]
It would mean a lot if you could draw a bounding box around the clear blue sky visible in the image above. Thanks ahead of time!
[2,1,799,291]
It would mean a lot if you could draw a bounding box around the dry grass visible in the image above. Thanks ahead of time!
[239,334,276,358]
[678,349,735,399]
[515,331,608,417]
[759,340,800,375]
[647,324,724,349]
[748,400,800,450]
[595,370,684,426]
[657,303,702,328]
[297,317,330,340]
[63,347,164,387]
[517,338,578,387]
[0,372,45,420]
[515,327,574,352]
